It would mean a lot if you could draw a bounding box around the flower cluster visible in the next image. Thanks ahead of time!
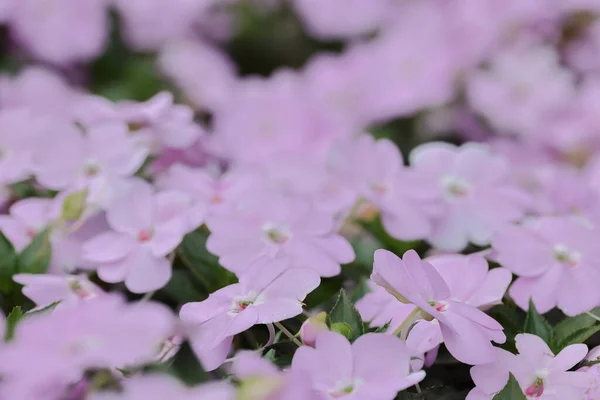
[1,0,600,399]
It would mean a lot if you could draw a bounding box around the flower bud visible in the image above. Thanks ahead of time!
[61,189,88,221]
[238,376,282,400]
[300,311,329,347]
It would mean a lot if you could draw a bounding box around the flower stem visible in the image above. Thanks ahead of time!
[274,321,303,347]
[587,311,600,322]
[393,307,421,338]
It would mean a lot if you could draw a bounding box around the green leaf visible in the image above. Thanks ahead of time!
[331,322,353,339]
[493,373,526,400]
[373,321,391,334]
[523,299,553,345]
[25,301,61,317]
[553,308,600,352]
[0,231,18,294]
[5,306,24,341]
[488,304,525,352]
[178,229,237,292]
[169,342,210,386]
[18,229,52,275]
[329,289,364,341]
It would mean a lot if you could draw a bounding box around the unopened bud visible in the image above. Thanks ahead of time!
[300,311,329,347]
[61,189,88,221]
[238,376,282,400]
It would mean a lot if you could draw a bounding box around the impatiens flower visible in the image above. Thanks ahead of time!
[8,0,109,65]
[206,193,355,277]
[83,179,193,293]
[492,216,600,315]
[329,135,436,240]
[0,295,175,395]
[0,197,55,252]
[426,252,512,310]
[372,249,505,364]
[13,273,104,310]
[468,333,592,399]
[577,345,600,399]
[91,375,234,400]
[292,331,426,400]
[409,142,530,251]
[118,91,204,151]
[157,164,259,220]
[114,0,212,51]
[403,252,511,365]
[180,257,320,371]
[0,108,40,184]
[355,281,417,334]
[158,39,237,113]
[232,350,316,400]
[33,121,148,191]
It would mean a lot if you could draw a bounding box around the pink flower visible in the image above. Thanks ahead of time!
[206,193,355,277]
[409,142,530,251]
[355,281,416,334]
[0,295,175,392]
[493,216,600,316]
[577,345,600,399]
[292,331,426,400]
[330,135,437,240]
[158,40,237,113]
[82,179,193,293]
[0,108,41,184]
[13,273,104,310]
[157,164,259,219]
[0,197,55,252]
[91,375,234,400]
[372,249,505,364]
[179,257,320,371]
[232,350,317,400]
[114,0,212,51]
[9,0,109,65]
[118,92,204,151]
[426,252,512,310]
[33,121,147,191]
[292,0,389,39]
[468,334,592,399]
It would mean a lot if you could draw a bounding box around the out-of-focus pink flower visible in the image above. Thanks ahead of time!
[330,135,437,240]
[91,375,234,400]
[372,249,505,365]
[149,138,210,174]
[0,295,175,393]
[13,273,104,310]
[292,331,426,400]
[0,67,78,117]
[182,260,319,369]
[292,0,389,39]
[114,0,212,51]
[209,71,336,166]
[9,0,109,65]
[493,216,600,316]
[206,193,355,277]
[34,121,147,191]
[0,197,54,251]
[467,45,575,137]
[409,142,530,251]
[157,164,259,220]
[119,92,204,151]
[83,179,193,293]
[0,108,42,184]
[468,333,592,399]
[158,40,237,113]
[180,258,320,371]
[566,20,600,75]
[360,3,459,122]
[232,350,317,400]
